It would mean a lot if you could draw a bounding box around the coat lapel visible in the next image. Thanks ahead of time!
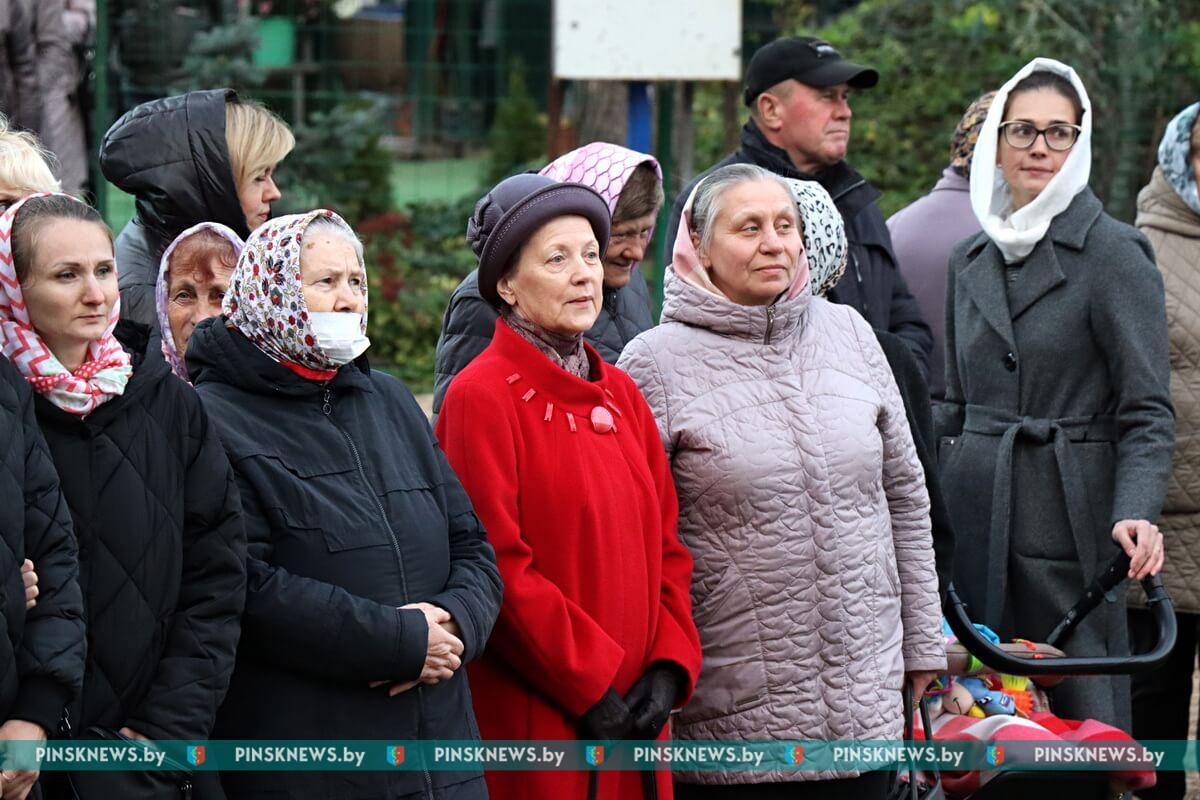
[1008,189,1103,319]
[1006,240,1066,319]
[960,235,1017,350]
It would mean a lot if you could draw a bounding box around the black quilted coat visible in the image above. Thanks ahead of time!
[0,356,85,735]
[187,317,501,800]
[32,322,247,741]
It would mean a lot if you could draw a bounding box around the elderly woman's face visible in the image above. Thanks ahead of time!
[696,179,801,306]
[166,254,233,358]
[497,215,603,336]
[299,235,365,314]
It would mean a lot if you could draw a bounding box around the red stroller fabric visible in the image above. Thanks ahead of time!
[915,710,1156,796]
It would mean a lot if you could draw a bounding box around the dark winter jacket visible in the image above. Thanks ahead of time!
[0,355,85,735]
[100,89,250,329]
[667,120,933,377]
[32,321,246,740]
[874,330,954,603]
[431,267,654,417]
[187,317,502,800]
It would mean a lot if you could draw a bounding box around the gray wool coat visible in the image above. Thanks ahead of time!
[934,188,1174,729]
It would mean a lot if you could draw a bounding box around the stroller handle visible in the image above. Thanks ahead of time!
[944,550,1176,676]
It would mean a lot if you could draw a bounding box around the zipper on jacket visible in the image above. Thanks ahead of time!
[764,305,776,345]
[850,251,868,315]
[829,177,866,204]
[321,387,434,800]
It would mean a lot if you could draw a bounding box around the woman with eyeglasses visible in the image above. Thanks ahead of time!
[935,58,1173,729]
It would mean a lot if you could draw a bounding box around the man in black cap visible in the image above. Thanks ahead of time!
[666,36,933,377]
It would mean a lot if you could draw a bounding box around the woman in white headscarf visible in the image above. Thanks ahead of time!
[935,58,1174,729]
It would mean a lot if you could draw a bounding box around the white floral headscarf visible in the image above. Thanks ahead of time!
[223,209,367,372]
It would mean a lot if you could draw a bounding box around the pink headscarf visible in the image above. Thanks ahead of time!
[540,142,662,270]
[0,193,132,415]
[670,178,810,302]
[155,221,244,382]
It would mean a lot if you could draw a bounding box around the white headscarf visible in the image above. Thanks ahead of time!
[969,57,1092,264]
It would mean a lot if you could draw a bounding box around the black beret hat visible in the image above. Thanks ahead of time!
[467,173,612,309]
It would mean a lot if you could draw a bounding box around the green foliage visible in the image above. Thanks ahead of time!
[360,198,478,391]
[172,19,266,92]
[274,96,394,225]
[485,60,546,184]
[693,0,1199,220]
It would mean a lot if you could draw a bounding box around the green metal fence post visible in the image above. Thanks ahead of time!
[93,0,110,218]
[652,82,674,320]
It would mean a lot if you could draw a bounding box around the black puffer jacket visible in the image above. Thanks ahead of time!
[431,267,654,417]
[0,356,85,735]
[187,318,502,800]
[100,89,250,329]
[33,322,246,740]
[667,120,934,379]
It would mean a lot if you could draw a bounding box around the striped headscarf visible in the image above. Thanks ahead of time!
[0,193,131,415]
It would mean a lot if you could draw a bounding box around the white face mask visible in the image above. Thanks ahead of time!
[309,311,370,366]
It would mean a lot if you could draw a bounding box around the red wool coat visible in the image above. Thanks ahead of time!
[436,320,702,800]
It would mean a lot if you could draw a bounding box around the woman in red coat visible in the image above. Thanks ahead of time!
[436,173,702,800]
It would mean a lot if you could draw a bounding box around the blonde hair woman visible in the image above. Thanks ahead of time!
[0,115,61,204]
[225,97,294,231]
[99,89,295,328]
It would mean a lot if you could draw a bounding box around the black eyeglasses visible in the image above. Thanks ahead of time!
[998,121,1081,152]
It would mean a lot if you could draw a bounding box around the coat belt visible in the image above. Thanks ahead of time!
[962,405,1117,628]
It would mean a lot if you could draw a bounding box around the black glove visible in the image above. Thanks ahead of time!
[580,687,634,741]
[623,662,685,739]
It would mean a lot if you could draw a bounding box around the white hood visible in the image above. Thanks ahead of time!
[969,57,1092,263]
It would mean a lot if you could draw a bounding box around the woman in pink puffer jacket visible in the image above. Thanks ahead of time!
[619,163,945,799]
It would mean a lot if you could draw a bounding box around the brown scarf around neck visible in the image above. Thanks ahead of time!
[503,309,591,380]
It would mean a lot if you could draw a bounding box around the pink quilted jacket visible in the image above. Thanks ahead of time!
[619,265,945,784]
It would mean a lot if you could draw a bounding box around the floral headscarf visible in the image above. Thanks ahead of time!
[156,222,244,382]
[950,91,997,176]
[0,193,132,415]
[783,178,847,298]
[223,208,367,372]
[1158,102,1200,217]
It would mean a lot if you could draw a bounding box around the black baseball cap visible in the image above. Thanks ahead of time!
[743,36,879,107]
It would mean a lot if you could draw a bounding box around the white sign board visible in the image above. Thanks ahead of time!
[553,0,741,81]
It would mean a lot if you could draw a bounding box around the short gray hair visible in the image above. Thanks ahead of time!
[689,163,794,252]
[305,214,365,268]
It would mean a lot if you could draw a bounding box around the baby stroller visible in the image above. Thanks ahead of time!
[925,549,1177,800]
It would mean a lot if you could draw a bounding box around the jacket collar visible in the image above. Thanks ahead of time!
[661,267,809,344]
[1137,167,1200,238]
[487,319,613,411]
[187,315,374,398]
[961,189,1102,342]
[932,167,969,194]
[738,120,880,218]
